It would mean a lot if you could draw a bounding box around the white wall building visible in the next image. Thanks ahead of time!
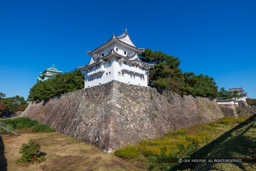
[229,88,248,102]
[78,30,155,88]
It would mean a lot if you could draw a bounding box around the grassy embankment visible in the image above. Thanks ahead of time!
[115,115,256,170]
[0,117,146,171]
[1,115,255,171]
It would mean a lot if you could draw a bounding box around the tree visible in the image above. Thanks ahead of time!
[140,49,219,98]
[246,98,256,106]
[219,87,225,99]
[0,102,6,113]
[232,91,239,99]
[0,93,28,117]
[184,73,218,99]
[217,87,232,99]
[140,49,185,94]
[0,92,6,100]
[28,69,84,101]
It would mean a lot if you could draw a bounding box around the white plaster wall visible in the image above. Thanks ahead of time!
[84,57,115,88]
[98,44,133,57]
[217,101,235,105]
[85,42,148,88]
[114,60,148,87]
[84,57,148,88]
[232,97,248,102]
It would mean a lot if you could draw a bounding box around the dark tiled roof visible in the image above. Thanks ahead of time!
[229,88,243,92]
[217,99,234,102]
[87,32,144,56]
[78,49,154,71]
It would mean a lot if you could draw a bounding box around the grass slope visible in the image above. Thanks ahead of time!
[115,115,255,170]
[174,114,256,171]
[1,132,146,171]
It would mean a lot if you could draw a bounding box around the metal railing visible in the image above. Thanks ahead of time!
[0,121,19,136]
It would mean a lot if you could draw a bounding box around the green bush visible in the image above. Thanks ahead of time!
[16,139,46,164]
[115,146,140,160]
[167,129,188,137]
[31,124,55,133]
[218,117,237,125]
[0,117,55,133]
[28,69,84,101]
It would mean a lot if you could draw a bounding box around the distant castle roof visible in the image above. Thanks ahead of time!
[228,88,244,92]
[38,64,62,82]
[42,64,62,73]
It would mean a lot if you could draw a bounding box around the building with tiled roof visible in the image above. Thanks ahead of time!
[228,88,248,101]
[78,30,155,88]
[37,64,62,82]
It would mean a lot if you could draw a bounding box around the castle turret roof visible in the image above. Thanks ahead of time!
[87,31,144,56]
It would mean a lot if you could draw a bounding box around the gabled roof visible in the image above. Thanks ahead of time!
[44,64,62,73]
[87,31,144,56]
[78,49,154,71]
[117,30,136,47]
[229,88,244,92]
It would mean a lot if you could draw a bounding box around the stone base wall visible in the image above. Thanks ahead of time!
[22,81,224,152]
[218,104,238,117]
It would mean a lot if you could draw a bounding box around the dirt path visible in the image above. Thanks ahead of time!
[2,132,146,171]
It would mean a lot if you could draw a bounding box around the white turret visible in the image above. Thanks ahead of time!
[78,30,154,88]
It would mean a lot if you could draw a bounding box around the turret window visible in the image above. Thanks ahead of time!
[102,54,104,56]
[124,51,127,55]
[116,48,118,51]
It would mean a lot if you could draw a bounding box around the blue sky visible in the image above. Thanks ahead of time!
[0,0,255,99]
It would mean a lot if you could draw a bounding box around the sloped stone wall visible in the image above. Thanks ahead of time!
[22,81,224,152]
[218,104,238,117]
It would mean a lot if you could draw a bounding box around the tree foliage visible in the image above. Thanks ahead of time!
[140,49,218,98]
[0,92,6,99]
[218,87,247,100]
[246,98,256,106]
[28,69,84,101]
[140,49,185,94]
[183,72,218,99]
[17,139,46,163]
[0,93,28,116]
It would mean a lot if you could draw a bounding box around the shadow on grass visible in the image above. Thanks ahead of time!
[0,136,7,171]
[172,114,256,171]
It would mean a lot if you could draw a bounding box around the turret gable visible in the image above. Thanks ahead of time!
[87,31,144,56]
[117,29,136,47]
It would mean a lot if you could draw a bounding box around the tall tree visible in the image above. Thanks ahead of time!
[140,49,185,94]
[28,69,84,101]
[0,92,6,100]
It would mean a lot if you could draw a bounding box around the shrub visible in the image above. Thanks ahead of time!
[16,139,46,163]
[31,124,55,133]
[186,135,201,146]
[115,146,140,160]
[177,142,197,158]
[203,125,217,131]
[167,129,188,137]
[0,117,55,133]
[198,132,211,143]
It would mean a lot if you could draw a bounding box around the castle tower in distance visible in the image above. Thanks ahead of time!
[78,30,155,88]
[37,64,62,82]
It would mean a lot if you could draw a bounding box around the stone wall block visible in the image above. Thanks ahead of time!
[22,80,226,152]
